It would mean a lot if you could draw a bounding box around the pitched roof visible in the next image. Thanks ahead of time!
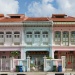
[50,15,75,22]
[0,18,24,22]
[0,14,4,17]
[25,17,50,21]
[49,14,75,22]
[0,14,75,22]
[0,14,25,22]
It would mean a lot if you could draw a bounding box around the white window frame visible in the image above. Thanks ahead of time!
[71,31,75,45]
[62,31,69,46]
[54,31,61,45]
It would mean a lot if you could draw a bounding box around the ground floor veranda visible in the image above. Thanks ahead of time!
[0,46,75,71]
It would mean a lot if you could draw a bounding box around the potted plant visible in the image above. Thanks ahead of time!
[47,56,52,59]
[30,63,36,71]
[10,51,21,72]
[10,51,20,58]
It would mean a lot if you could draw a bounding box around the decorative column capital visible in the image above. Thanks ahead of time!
[43,56,47,59]
[27,56,30,59]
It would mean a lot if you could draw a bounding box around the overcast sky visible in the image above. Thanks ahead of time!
[0,0,75,17]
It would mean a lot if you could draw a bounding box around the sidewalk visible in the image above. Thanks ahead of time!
[0,72,75,75]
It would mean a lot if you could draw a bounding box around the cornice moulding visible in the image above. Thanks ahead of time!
[0,22,23,26]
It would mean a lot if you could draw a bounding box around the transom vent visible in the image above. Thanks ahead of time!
[52,14,67,18]
[0,14,4,18]
[10,16,20,18]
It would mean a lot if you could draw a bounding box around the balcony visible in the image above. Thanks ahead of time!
[26,38,32,43]
[0,38,4,43]
[13,38,20,43]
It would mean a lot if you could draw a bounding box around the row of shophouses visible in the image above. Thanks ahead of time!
[0,14,75,70]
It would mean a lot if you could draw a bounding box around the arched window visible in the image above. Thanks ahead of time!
[6,32,12,38]
[42,31,48,45]
[54,31,61,45]
[0,32,4,38]
[14,31,20,38]
[26,32,32,38]
[34,31,40,38]
[62,31,69,46]
[6,32,12,34]
[14,32,20,34]
[26,31,32,45]
[34,32,40,34]
[71,31,75,45]
[42,31,48,38]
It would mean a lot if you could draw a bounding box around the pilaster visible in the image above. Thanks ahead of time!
[22,29,25,45]
[61,56,66,72]
[69,31,71,46]
[43,56,47,71]
[27,56,30,72]
[61,31,63,46]
[21,48,26,59]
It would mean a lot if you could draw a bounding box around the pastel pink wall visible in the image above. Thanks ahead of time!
[52,26,75,51]
[0,51,21,58]
[53,27,75,31]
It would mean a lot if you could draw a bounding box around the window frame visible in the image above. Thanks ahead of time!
[62,31,69,46]
[54,31,61,45]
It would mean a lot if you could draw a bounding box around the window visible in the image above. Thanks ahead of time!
[26,32,32,38]
[18,56,20,59]
[42,31,48,38]
[62,31,69,46]
[26,32,32,45]
[34,31,40,45]
[34,31,40,38]
[6,32,12,38]
[14,31,20,38]
[2,56,6,58]
[0,32,4,38]
[42,31,48,45]
[71,31,75,45]
[54,31,61,45]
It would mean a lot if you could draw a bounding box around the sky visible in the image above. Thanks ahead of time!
[0,0,75,17]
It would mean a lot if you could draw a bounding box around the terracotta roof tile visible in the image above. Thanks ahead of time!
[0,14,4,17]
[0,17,24,22]
[0,14,25,22]
[52,14,67,16]
[50,17,75,22]
[25,17,49,21]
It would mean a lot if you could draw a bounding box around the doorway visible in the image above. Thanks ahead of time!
[54,51,75,69]
[26,51,49,71]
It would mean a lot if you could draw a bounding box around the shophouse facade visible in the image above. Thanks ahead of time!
[52,14,75,69]
[0,14,75,70]
[0,14,24,59]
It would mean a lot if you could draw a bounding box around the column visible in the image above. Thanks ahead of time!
[10,58,13,71]
[51,23,53,46]
[22,28,25,45]
[43,56,47,71]
[4,30,6,45]
[52,50,55,59]
[40,30,42,45]
[1,59,2,71]
[69,31,71,46]
[61,31,63,46]
[32,30,34,45]
[52,30,54,46]
[49,47,51,57]
[12,57,15,70]
[21,48,26,59]
[27,56,30,72]
[12,31,14,45]
[61,56,66,72]
[49,28,52,46]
